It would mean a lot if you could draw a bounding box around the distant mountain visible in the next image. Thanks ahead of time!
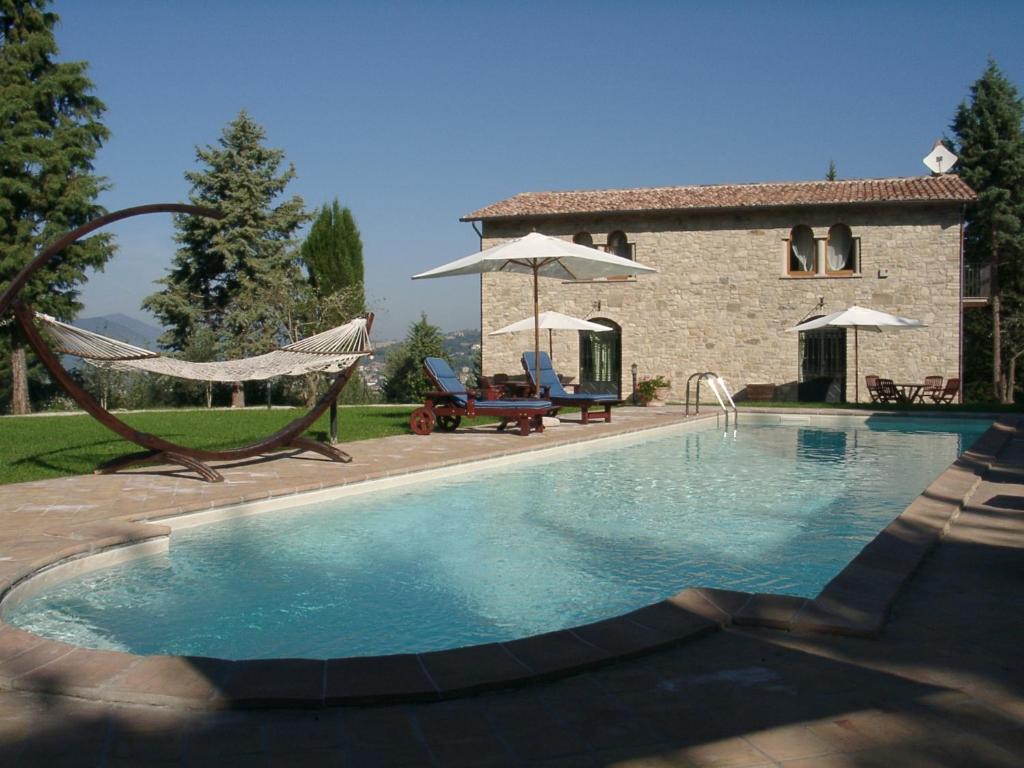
[76,314,163,351]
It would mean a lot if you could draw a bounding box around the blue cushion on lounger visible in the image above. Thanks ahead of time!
[522,351,620,402]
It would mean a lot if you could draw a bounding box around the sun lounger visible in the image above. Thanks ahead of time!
[410,357,554,436]
[522,351,621,424]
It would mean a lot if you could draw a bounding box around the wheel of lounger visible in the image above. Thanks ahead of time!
[409,407,436,435]
[436,415,461,432]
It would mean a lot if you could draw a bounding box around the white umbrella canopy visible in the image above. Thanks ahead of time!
[488,310,614,335]
[413,232,657,393]
[412,232,658,281]
[488,310,612,363]
[787,305,926,402]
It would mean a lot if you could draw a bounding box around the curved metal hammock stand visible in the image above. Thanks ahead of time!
[0,204,374,483]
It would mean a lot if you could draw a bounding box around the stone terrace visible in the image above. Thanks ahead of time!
[0,407,1022,766]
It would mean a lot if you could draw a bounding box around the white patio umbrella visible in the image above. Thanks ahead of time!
[787,305,926,402]
[413,232,657,394]
[488,310,612,362]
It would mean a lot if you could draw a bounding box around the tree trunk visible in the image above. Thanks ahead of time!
[205,381,212,408]
[231,381,245,408]
[991,244,1006,402]
[1010,350,1024,406]
[304,373,318,408]
[9,330,31,415]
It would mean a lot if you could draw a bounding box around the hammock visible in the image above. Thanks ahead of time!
[1,202,377,482]
[35,313,372,382]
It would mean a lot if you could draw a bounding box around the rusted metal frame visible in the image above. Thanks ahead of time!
[14,303,372,479]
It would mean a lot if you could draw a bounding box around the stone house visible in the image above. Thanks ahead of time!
[461,175,976,403]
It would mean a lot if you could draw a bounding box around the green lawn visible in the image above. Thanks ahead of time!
[0,406,431,485]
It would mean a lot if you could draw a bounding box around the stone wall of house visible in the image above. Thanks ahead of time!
[479,203,963,403]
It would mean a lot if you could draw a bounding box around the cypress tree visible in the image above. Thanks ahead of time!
[0,0,113,413]
[339,206,364,289]
[301,200,353,292]
[951,59,1024,402]
[300,198,366,314]
[143,110,308,406]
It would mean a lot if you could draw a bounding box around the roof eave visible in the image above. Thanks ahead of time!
[460,196,975,223]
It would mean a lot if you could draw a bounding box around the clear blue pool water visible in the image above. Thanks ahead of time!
[7,417,989,660]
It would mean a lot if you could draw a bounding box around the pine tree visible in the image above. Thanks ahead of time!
[143,110,308,406]
[0,0,113,413]
[382,313,446,403]
[825,160,837,181]
[951,59,1024,402]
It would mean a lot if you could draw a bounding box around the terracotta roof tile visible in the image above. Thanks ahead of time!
[461,175,976,221]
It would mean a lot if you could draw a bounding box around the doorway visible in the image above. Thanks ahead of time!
[799,326,847,402]
[578,319,621,396]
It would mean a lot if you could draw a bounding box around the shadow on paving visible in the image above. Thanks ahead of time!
[2,613,1022,766]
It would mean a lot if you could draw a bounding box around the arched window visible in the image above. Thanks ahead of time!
[826,224,856,274]
[573,232,594,247]
[788,225,815,275]
[606,230,633,260]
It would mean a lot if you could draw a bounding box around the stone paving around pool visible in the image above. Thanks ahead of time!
[0,406,1022,765]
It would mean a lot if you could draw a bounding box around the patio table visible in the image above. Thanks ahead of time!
[895,383,926,403]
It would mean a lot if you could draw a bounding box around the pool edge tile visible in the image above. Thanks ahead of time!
[325,653,439,705]
[98,655,232,708]
[733,594,808,630]
[10,647,137,698]
[420,642,533,697]
[500,629,615,679]
[219,658,325,708]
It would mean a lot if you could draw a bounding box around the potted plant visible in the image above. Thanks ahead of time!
[636,375,671,406]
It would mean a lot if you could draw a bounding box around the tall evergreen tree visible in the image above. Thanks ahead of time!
[0,0,113,413]
[300,198,366,317]
[951,59,1024,402]
[143,110,308,406]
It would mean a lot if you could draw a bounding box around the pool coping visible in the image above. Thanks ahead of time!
[0,409,1011,710]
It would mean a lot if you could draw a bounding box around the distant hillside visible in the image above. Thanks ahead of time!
[442,329,481,375]
[76,314,163,351]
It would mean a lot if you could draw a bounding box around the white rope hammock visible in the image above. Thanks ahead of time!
[35,313,372,383]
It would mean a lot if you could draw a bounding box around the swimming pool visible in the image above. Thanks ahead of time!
[7,415,988,659]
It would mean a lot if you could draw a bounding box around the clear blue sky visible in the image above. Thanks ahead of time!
[55,0,1024,340]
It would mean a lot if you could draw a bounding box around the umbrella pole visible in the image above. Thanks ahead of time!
[533,264,541,397]
[549,329,553,361]
[854,327,859,403]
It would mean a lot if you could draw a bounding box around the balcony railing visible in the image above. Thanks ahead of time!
[965,263,991,298]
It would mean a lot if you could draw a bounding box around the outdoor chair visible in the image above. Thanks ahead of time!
[876,378,908,404]
[410,357,554,436]
[522,351,621,424]
[929,377,960,404]
[923,375,944,400]
[865,375,883,403]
